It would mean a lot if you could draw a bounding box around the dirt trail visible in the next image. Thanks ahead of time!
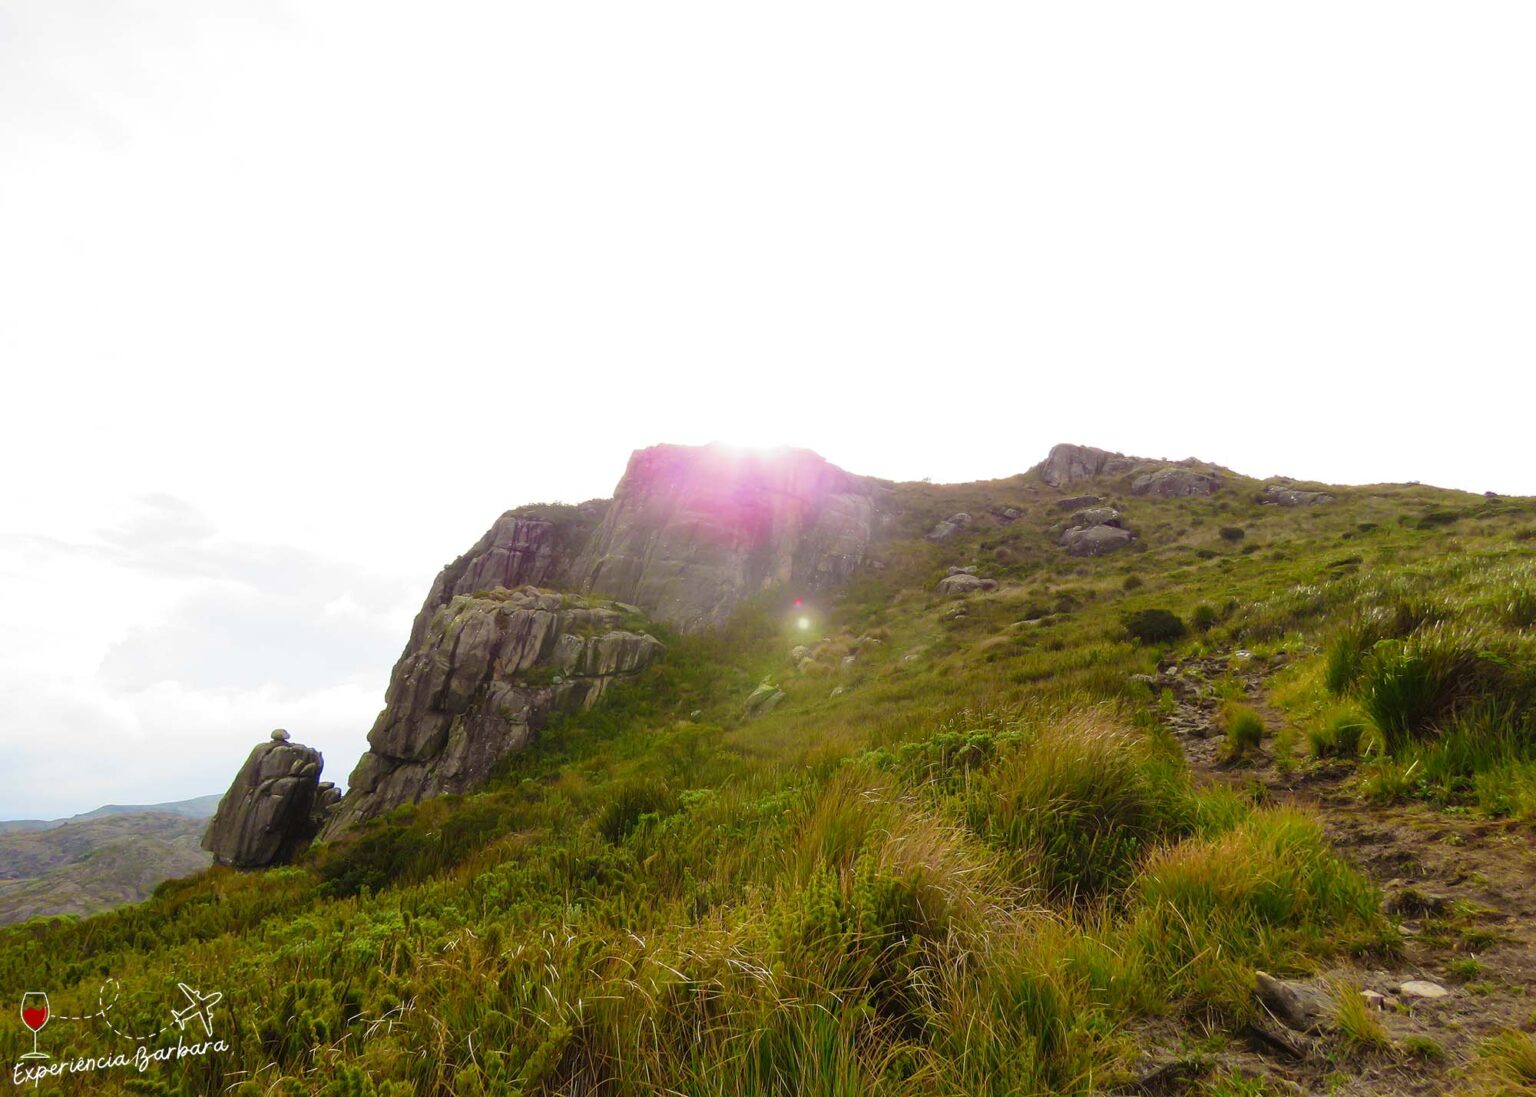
[1147,654,1536,1096]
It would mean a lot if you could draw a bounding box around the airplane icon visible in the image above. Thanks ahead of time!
[170,984,223,1037]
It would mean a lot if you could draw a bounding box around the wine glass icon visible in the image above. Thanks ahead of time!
[20,992,49,1060]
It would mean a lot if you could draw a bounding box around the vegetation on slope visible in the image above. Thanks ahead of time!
[0,813,211,927]
[1,467,1531,1095]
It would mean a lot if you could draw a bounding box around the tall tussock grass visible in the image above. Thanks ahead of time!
[1128,808,1386,1018]
[1357,623,1506,750]
[965,711,1189,903]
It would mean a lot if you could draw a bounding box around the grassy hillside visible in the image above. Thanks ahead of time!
[0,812,211,927]
[3,466,1533,1095]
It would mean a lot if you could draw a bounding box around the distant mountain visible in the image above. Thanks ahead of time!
[69,793,223,822]
[0,793,221,834]
[0,800,218,926]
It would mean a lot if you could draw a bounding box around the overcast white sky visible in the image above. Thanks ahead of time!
[2,2,1533,818]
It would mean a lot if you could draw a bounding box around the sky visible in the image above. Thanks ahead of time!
[1,2,1533,818]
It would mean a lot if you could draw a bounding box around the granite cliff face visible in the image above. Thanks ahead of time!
[572,444,890,631]
[324,588,663,835]
[395,445,887,638]
[401,502,608,650]
[313,444,888,836]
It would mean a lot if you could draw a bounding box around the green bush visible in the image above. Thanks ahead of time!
[1219,526,1246,542]
[1124,609,1187,645]
[1417,510,1462,529]
[597,780,677,843]
[1190,603,1220,632]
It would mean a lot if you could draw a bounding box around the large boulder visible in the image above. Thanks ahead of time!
[1071,506,1123,528]
[1254,971,1331,1034]
[743,679,786,719]
[927,513,973,540]
[1264,485,1334,506]
[324,588,663,835]
[937,572,998,595]
[1130,468,1221,497]
[1062,525,1134,556]
[1053,495,1103,511]
[1037,444,1137,487]
[203,730,326,868]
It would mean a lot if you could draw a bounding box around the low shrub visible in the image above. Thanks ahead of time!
[1417,509,1462,529]
[1124,609,1187,645]
[1190,603,1220,632]
[597,779,677,843]
[1400,1035,1447,1062]
[1219,526,1246,542]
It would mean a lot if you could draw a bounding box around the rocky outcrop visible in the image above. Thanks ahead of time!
[1130,468,1221,497]
[743,679,785,719]
[937,570,998,595]
[1254,971,1330,1034]
[1071,506,1123,528]
[1263,485,1334,506]
[1053,495,1103,511]
[402,504,607,651]
[1058,505,1133,557]
[572,445,890,632]
[1037,444,1137,488]
[1061,525,1134,556]
[203,730,326,868]
[927,513,973,540]
[324,588,662,835]
[1037,445,1228,499]
[396,445,887,640]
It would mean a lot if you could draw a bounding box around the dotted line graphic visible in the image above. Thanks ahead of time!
[50,979,174,1042]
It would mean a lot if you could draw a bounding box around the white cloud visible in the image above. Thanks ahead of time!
[0,498,410,818]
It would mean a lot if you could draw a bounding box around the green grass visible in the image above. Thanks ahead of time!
[2,465,1530,1093]
[1223,704,1266,758]
[1333,982,1391,1054]
[1467,1030,1536,1095]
